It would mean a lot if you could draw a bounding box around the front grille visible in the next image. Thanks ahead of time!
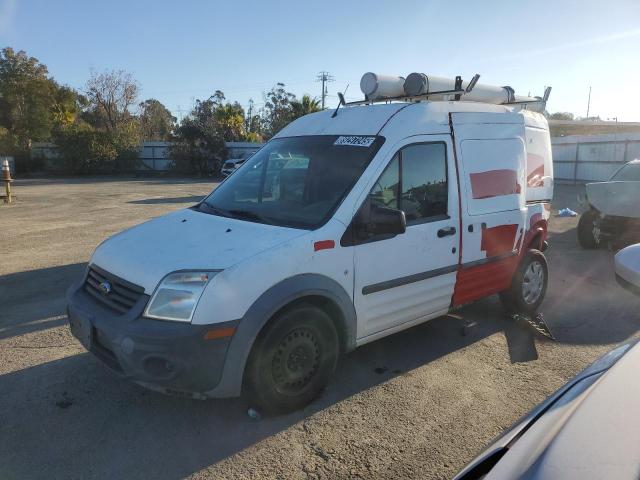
[84,265,145,314]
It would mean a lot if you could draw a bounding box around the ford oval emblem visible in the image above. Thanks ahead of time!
[99,281,112,295]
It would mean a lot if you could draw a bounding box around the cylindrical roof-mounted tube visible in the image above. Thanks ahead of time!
[404,72,522,105]
[360,72,405,100]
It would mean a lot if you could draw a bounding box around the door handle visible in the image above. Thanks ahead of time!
[437,226,457,238]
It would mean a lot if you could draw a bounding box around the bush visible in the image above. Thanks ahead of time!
[53,120,140,174]
[169,118,226,176]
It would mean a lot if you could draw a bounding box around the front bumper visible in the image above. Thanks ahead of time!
[66,280,238,398]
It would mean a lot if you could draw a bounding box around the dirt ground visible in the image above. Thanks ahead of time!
[1,178,639,480]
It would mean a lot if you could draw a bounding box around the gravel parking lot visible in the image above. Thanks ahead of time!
[1,178,639,480]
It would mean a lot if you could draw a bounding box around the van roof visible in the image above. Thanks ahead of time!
[275,101,548,139]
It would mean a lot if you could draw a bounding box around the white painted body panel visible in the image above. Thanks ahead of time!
[90,208,308,293]
[524,124,554,202]
[194,219,352,326]
[451,114,527,265]
[351,135,460,337]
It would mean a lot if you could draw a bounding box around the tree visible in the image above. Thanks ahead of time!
[547,112,575,121]
[262,83,295,138]
[290,95,321,121]
[170,90,266,175]
[0,47,81,162]
[84,69,138,131]
[138,98,176,140]
[170,94,227,176]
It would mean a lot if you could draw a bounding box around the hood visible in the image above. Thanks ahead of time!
[586,181,640,218]
[484,341,640,480]
[91,208,308,293]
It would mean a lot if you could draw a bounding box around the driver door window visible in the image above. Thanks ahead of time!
[368,142,448,225]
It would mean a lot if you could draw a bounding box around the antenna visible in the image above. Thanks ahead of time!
[466,74,480,93]
[332,84,349,118]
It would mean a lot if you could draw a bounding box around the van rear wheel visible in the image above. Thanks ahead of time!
[500,249,548,315]
[244,303,339,414]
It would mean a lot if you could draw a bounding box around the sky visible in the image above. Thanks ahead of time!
[2,0,640,121]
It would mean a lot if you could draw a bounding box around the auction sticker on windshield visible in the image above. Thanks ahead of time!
[334,136,376,147]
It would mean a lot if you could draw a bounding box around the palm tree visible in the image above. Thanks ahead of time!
[290,95,322,120]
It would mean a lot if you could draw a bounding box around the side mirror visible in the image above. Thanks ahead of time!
[365,204,406,236]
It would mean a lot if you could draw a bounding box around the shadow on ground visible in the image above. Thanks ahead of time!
[0,263,86,339]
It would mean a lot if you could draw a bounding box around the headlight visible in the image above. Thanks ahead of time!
[144,271,220,322]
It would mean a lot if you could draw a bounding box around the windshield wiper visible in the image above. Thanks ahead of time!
[197,203,233,218]
[226,209,274,225]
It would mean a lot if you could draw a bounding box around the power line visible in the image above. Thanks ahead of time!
[316,71,334,109]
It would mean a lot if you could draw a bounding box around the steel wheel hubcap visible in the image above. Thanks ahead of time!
[522,260,545,305]
[272,328,320,394]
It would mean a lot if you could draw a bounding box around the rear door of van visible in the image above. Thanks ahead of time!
[450,112,527,306]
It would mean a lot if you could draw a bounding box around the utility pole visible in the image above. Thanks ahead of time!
[316,71,334,109]
[247,99,254,132]
[586,86,592,118]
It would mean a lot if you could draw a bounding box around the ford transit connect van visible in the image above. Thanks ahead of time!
[67,93,553,413]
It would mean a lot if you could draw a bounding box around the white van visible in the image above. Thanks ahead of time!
[67,83,553,412]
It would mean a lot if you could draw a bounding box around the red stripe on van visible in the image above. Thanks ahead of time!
[470,169,521,199]
[527,153,545,187]
[452,223,520,306]
[453,254,519,306]
[480,224,519,257]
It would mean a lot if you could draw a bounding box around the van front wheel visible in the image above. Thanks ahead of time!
[244,304,339,414]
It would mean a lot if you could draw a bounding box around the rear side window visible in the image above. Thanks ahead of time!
[369,142,448,225]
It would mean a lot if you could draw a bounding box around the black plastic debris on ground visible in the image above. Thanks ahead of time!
[511,312,555,340]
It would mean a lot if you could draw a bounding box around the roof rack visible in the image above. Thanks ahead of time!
[338,73,551,113]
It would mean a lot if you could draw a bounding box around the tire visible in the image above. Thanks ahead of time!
[244,303,339,414]
[500,249,549,315]
[578,209,600,249]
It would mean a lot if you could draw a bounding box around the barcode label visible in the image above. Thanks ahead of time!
[334,136,376,147]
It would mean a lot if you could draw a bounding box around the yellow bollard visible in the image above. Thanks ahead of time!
[2,158,12,204]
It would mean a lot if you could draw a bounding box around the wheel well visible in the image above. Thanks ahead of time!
[264,295,349,353]
[528,231,542,250]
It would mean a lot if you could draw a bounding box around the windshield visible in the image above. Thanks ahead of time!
[199,135,384,229]
[611,162,640,181]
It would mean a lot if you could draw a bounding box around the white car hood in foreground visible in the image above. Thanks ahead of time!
[91,208,308,293]
[586,181,640,218]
